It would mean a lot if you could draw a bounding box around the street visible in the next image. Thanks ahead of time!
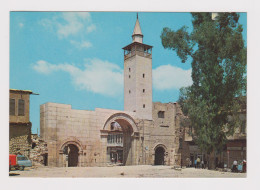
[9,165,246,178]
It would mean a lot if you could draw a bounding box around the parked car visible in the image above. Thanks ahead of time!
[9,154,32,171]
[17,155,32,169]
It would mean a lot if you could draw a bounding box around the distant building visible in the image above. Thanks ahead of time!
[181,97,247,168]
[9,89,33,158]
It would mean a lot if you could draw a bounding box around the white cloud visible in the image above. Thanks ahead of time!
[70,40,92,49]
[153,65,192,90]
[33,60,59,74]
[40,12,96,39]
[86,24,96,33]
[33,59,123,97]
[33,60,191,95]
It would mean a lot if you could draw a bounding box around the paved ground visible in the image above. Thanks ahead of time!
[9,165,246,178]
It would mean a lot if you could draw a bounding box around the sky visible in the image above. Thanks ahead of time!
[10,12,247,134]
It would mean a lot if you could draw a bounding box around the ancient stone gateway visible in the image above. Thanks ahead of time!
[154,144,167,165]
[102,113,139,165]
[40,16,183,168]
[59,137,84,167]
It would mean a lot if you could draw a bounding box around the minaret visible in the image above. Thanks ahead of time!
[132,13,143,43]
[123,14,153,120]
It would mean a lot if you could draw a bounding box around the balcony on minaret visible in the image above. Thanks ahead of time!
[123,42,152,60]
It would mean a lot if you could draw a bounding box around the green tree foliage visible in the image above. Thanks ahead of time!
[161,13,246,157]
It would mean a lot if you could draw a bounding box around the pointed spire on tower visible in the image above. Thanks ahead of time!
[132,13,143,43]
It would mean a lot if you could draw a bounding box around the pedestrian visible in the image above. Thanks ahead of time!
[197,157,201,169]
[186,158,190,168]
[201,160,204,169]
[232,160,238,172]
[242,160,246,173]
[194,159,197,168]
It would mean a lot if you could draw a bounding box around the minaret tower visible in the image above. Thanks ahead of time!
[123,14,153,120]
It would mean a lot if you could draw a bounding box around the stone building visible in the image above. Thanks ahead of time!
[40,16,183,167]
[181,97,247,168]
[9,89,33,158]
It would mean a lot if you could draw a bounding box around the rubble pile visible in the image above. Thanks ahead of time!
[9,135,31,158]
[29,134,48,166]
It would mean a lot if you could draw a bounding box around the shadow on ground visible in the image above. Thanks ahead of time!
[9,173,20,176]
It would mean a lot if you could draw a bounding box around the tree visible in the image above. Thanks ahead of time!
[161,13,246,168]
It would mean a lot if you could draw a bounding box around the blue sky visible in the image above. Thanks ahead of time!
[10,12,247,134]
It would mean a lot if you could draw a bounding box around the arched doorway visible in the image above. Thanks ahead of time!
[67,144,79,167]
[63,144,79,167]
[155,146,165,165]
[59,137,83,167]
[103,113,139,166]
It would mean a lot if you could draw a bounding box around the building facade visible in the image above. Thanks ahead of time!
[9,89,33,158]
[40,16,183,167]
[181,98,247,168]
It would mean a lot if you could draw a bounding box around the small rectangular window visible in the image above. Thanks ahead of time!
[179,138,183,149]
[160,125,169,128]
[143,89,145,93]
[143,104,145,108]
[241,121,246,133]
[18,99,25,116]
[10,99,15,115]
[129,75,131,78]
[129,68,131,72]
[143,73,145,78]
[158,111,165,118]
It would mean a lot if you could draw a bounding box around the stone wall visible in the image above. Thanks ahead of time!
[40,101,181,167]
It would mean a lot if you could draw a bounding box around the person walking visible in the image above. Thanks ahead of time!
[201,160,204,169]
[194,159,197,169]
[232,160,238,172]
[186,158,190,168]
[197,157,201,169]
[242,160,246,173]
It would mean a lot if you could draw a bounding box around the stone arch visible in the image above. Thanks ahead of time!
[153,144,167,152]
[103,112,139,135]
[59,137,84,153]
[102,113,139,166]
[59,137,84,167]
[153,144,167,165]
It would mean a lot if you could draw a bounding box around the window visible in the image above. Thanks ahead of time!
[158,111,165,118]
[129,68,131,72]
[179,138,183,149]
[10,99,15,115]
[143,104,145,108]
[160,125,169,128]
[129,75,131,78]
[18,99,25,116]
[129,90,131,94]
[241,121,246,133]
[143,89,145,93]
[143,73,145,78]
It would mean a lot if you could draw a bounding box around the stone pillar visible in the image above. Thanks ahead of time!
[78,151,83,167]
[131,132,139,165]
[58,150,64,167]
[100,130,108,166]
